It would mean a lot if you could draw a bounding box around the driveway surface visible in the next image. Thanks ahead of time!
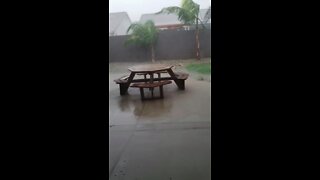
[109,61,211,180]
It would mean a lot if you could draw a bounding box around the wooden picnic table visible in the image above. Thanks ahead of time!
[128,64,175,83]
[114,64,188,96]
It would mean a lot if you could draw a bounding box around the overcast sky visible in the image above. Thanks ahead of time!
[109,0,211,22]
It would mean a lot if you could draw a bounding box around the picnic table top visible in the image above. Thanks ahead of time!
[128,64,174,73]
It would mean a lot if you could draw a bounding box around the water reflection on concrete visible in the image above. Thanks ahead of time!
[117,91,173,119]
[118,95,132,112]
[134,98,172,117]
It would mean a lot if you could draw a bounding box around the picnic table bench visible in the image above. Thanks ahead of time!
[130,80,172,100]
[114,64,189,99]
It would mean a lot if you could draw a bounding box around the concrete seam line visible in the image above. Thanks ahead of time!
[109,102,145,177]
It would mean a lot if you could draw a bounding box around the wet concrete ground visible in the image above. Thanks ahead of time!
[109,61,211,180]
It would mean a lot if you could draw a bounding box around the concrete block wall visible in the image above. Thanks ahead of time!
[109,29,211,62]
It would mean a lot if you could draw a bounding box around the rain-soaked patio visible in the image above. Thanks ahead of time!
[109,61,211,180]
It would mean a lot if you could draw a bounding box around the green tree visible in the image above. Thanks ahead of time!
[157,0,205,60]
[125,20,158,62]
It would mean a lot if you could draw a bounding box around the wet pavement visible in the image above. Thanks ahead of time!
[109,62,211,180]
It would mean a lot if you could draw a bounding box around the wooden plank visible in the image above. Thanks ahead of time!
[174,72,189,80]
[128,64,173,73]
[114,72,188,84]
[137,71,167,75]
[131,77,172,83]
[114,79,128,84]
[131,80,172,88]
[120,75,129,80]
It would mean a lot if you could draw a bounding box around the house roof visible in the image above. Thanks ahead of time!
[203,8,211,23]
[139,13,182,26]
[199,9,211,23]
[140,9,211,26]
[109,12,131,33]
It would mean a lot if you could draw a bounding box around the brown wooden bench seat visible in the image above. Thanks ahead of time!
[173,72,189,90]
[114,75,129,83]
[130,80,172,100]
[114,75,130,95]
[174,72,189,79]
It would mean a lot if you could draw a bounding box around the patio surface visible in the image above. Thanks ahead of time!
[109,60,211,180]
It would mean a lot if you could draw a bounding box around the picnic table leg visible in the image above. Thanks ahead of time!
[151,88,154,98]
[177,79,185,90]
[166,69,184,90]
[159,85,164,98]
[119,84,127,95]
[120,72,136,95]
[148,73,154,91]
[139,87,145,100]
[144,74,147,83]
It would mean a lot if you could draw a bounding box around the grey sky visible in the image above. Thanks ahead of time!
[109,0,211,22]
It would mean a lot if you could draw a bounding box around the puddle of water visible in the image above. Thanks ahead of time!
[116,91,173,118]
[109,73,211,124]
[135,98,173,118]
